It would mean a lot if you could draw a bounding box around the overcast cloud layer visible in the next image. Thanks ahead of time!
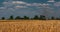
[0,0,60,18]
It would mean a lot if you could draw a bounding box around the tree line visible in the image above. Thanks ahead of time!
[1,15,60,20]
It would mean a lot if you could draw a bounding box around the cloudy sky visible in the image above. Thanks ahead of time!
[0,0,60,18]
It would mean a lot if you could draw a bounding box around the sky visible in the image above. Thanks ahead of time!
[0,0,60,18]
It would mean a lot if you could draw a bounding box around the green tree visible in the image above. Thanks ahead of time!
[40,15,46,20]
[23,16,29,19]
[51,16,55,20]
[33,15,39,20]
[15,16,21,20]
[8,15,14,20]
[1,17,5,20]
[56,18,60,20]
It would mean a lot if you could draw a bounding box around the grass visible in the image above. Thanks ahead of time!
[0,20,59,32]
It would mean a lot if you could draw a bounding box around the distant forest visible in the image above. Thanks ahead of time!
[1,15,60,20]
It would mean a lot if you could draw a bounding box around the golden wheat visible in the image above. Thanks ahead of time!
[0,20,59,32]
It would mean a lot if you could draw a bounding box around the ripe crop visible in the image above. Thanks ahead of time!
[0,20,59,32]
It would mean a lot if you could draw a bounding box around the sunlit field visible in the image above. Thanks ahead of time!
[0,20,60,32]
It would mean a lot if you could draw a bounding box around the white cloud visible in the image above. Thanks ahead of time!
[3,1,27,5]
[47,0,55,2]
[2,1,52,11]
[32,3,42,6]
[3,1,50,7]
[0,7,6,10]
[3,1,28,8]
[2,0,53,14]
[3,2,8,4]
[26,3,50,7]
[54,2,60,7]
[12,1,27,4]
[26,4,32,6]
[15,5,27,8]
[1,0,60,17]
[0,0,56,17]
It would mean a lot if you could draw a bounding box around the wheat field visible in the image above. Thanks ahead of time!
[0,20,60,32]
